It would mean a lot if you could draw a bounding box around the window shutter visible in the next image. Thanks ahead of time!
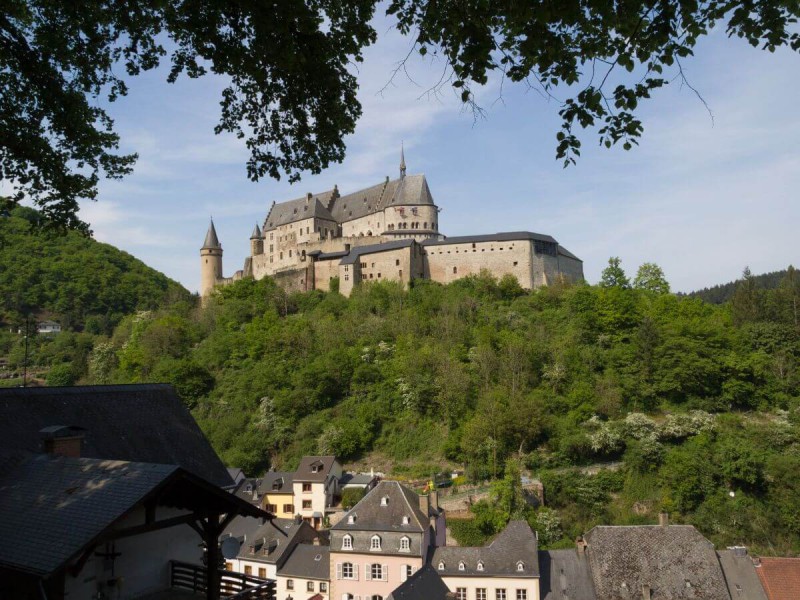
[336,563,342,580]
[353,563,359,580]
[401,566,407,582]
[365,564,371,581]
[383,564,389,581]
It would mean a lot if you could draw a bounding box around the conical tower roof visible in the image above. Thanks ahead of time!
[250,223,262,239]
[202,219,221,249]
[400,143,406,178]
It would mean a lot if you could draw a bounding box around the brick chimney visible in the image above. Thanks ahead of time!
[40,425,85,458]
[659,512,669,526]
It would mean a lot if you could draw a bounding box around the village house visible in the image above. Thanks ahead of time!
[276,541,330,600]
[261,471,298,519]
[293,455,343,529]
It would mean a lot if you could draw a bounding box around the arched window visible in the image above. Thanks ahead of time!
[348,514,356,524]
[400,536,410,552]
[342,534,352,550]
[477,561,484,572]
[370,535,381,551]
[458,561,465,571]
[438,562,445,571]
[380,496,389,506]
[517,561,525,572]
[402,516,409,525]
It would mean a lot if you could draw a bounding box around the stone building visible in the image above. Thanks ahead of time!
[200,151,584,298]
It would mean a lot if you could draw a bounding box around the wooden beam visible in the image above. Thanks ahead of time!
[203,514,222,600]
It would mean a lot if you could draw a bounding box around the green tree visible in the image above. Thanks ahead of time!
[46,363,76,386]
[731,267,761,325]
[634,263,670,294]
[600,257,630,289]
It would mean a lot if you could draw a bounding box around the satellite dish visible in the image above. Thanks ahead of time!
[220,536,241,559]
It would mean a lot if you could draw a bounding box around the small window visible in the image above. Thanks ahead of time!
[477,561,484,571]
[516,591,528,600]
[396,259,400,266]
[283,504,293,513]
[348,514,357,524]
[370,564,384,581]
[303,483,312,492]
[453,266,458,274]
[342,562,354,579]
[456,589,467,600]
[307,581,315,592]
[381,497,389,506]
[258,568,266,578]
[516,561,525,572]
[342,534,353,550]
[370,535,381,551]
[438,562,445,571]
[302,500,312,509]
[400,536,410,552]
[458,561,465,571]
[402,516,409,525]
[287,579,294,590]
[320,582,327,592]
[477,590,487,600]
[496,591,507,600]
[513,261,518,266]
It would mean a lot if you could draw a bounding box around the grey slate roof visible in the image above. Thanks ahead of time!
[584,525,731,600]
[431,520,539,578]
[203,220,221,249]
[421,231,557,246]
[339,473,376,487]
[558,246,582,261]
[539,550,597,600]
[339,239,415,266]
[0,384,233,488]
[278,544,330,580]
[236,517,317,566]
[388,564,451,600]
[716,549,768,600]
[259,471,294,494]
[332,480,430,533]
[263,196,336,230]
[294,456,339,483]
[250,223,262,239]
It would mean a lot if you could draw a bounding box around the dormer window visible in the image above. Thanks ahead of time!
[438,562,445,571]
[342,534,353,550]
[312,464,321,473]
[380,496,389,506]
[477,561,484,572]
[348,514,357,525]
[370,535,381,551]
[400,536,410,552]
[458,561,465,571]
[402,516,410,525]
[244,484,252,493]
[516,561,525,572]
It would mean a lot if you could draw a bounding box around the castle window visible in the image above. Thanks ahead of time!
[396,259,400,266]
[280,252,283,259]
[472,243,476,249]
[399,270,402,278]
[289,250,292,257]
[377,273,381,278]
[424,222,428,229]
[513,261,518,266]
[369,273,373,279]
[453,267,458,274]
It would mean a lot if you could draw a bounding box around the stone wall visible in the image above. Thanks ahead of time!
[424,240,535,288]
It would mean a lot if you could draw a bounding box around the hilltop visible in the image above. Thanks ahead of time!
[686,268,791,304]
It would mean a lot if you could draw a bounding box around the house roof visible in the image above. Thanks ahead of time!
[755,557,800,600]
[388,564,451,600]
[0,453,267,578]
[538,550,597,600]
[421,231,558,247]
[584,525,730,600]
[339,473,376,487]
[717,549,768,600]
[339,239,415,266]
[259,471,294,494]
[558,245,582,262]
[235,517,315,566]
[294,456,339,483]
[263,196,336,231]
[278,544,330,580]
[332,480,430,533]
[0,384,233,488]
[431,520,539,578]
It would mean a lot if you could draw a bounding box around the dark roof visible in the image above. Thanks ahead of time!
[585,525,730,600]
[278,544,330,580]
[203,220,221,249]
[294,456,339,483]
[264,196,336,230]
[539,550,597,600]
[717,549,767,600]
[431,520,539,578]
[314,250,350,261]
[330,174,435,223]
[0,453,266,577]
[558,245,582,261]
[0,384,233,488]
[755,557,800,600]
[236,517,316,566]
[339,239,415,266]
[339,473,377,486]
[421,231,557,247]
[259,471,294,494]
[388,564,451,600]
[332,480,430,533]
[250,223,262,239]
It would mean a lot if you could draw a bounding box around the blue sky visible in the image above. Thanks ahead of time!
[82,14,800,294]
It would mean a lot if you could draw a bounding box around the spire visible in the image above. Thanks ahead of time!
[400,142,406,178]
[250,223,262,240]
[202,218,221,249]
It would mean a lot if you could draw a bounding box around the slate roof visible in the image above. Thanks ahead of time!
[421,231,557,247]
[0,453,266,577]
[278,544,330,580]
[388,564,451,600]
[558,246,582,261]
[584,525,730,600]
[0,384,233,488]
[263,196,336,231]
[755,557,800,600]
[250,223,262,239]
[294,456,339,483]
[332,480,430,533]
[539,550,597,600]
[259,471,294,494]
[717,549,767,600]
[431,520,539,578]
[203,220,221,249]
[236,517,316,566]
[339,473,376,487]
[339,239,415,266]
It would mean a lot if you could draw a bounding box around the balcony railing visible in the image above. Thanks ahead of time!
[170,560,276,599]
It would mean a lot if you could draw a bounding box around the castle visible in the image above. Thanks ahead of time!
[201,151,584,298]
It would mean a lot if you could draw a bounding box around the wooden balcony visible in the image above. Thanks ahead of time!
[166,561,276,599]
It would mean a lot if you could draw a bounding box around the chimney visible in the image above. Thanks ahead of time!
[576,536,587,556]
[641,584,651,600]
[419,493,430,516]
[659,512,669,527]
[430,490,439,511]
[40,426,85,458]
[306,192,312,204]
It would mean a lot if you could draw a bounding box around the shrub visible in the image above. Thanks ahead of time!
[341,487,366,509]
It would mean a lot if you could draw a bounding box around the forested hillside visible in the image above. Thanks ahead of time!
[91,264,800,554]
[687,267,790,304]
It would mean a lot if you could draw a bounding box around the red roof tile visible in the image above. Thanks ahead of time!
[756,557,800,600]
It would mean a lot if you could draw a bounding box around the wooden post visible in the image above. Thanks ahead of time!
[204,515,221,600]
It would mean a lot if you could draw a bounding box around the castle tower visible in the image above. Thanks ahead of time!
[200,219,223,298]
[250,223,263,256]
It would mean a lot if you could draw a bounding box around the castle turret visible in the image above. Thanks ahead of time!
[399,143,406,178]
[250,223,263,256]
[200,219,223,298]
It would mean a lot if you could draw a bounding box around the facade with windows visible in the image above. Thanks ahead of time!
[330,481,445,600]
[275,542,330,600]
[291,455,343,529]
